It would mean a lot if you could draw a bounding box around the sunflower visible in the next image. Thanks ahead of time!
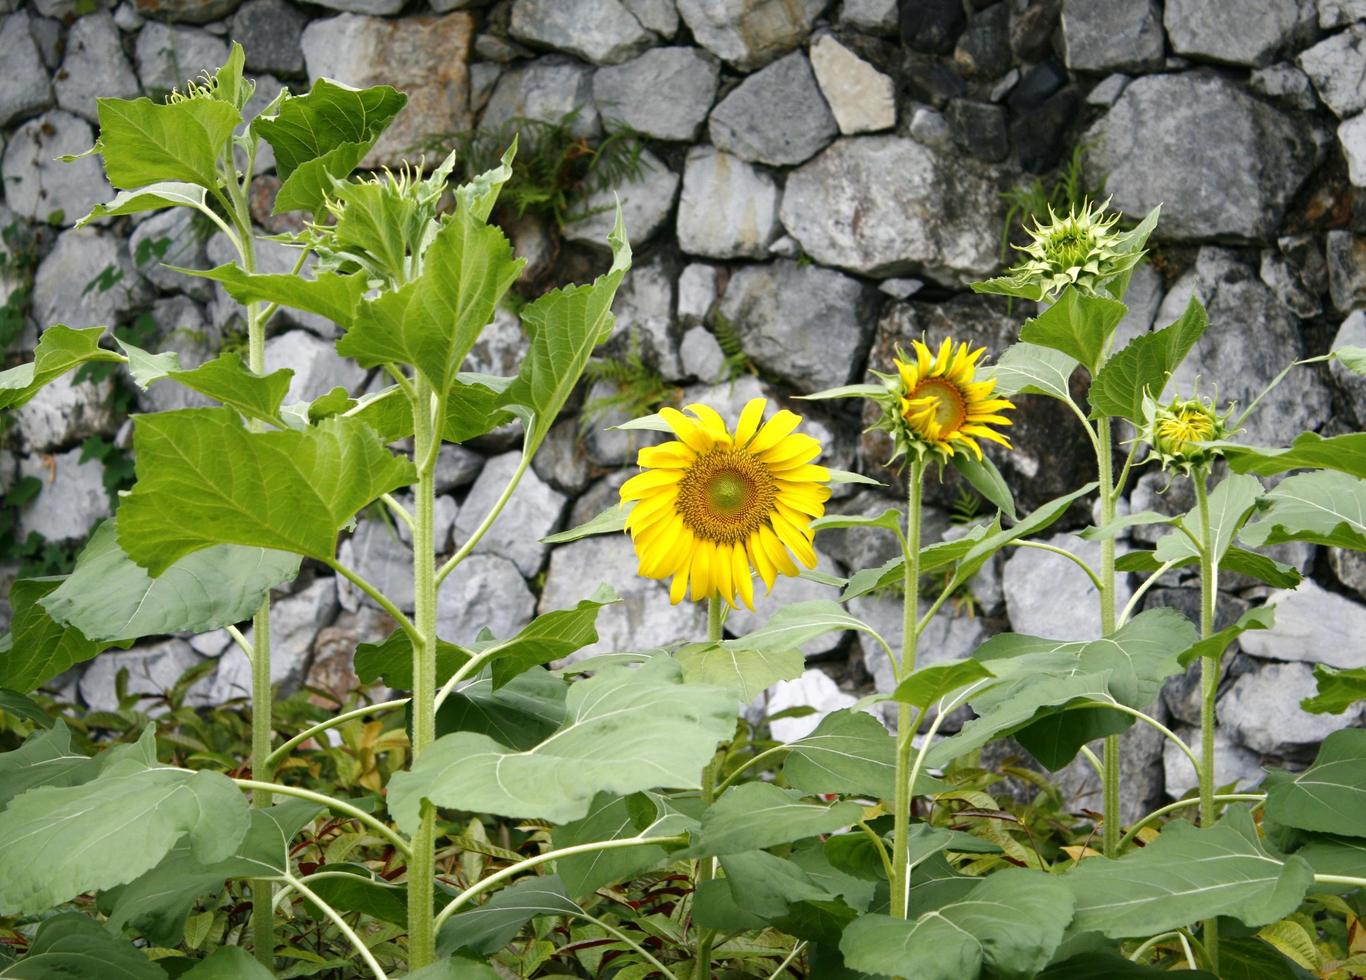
[1144,394,1232,472]
[892,338,1014,463]
[619,398,831,610]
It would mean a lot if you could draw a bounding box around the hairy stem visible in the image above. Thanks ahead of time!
[1096,415,1121,859]
[891,458,926,922]
[1194,468,1220,970]
[693,597,726,980]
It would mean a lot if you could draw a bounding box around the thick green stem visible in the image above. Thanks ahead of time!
[1193,469,1220,970]
[890,459,926,921]
[694,598,725,980]
[407,376,439,970]
[1096,415,1121,858]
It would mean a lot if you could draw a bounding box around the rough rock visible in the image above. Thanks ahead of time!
[676,146,781,259]
[593,47,719,141]
[819,490,941,574]
[624,0,678,36]
[1010,0,1060,61]
[764,669,859,743]
[337,520,415,613]
[1341,113,1366,187]
[13,373,117,452]
[263,329,367,404]
[464,306,523,378]
[2,111,111,227]
[208,578,339,702]
[679,327,725,381]
[17,448,108,541]
[1249,62,1320,110]
[509,0,655,64]
[909,106,951,150]
[1326,230,1366,312]
[675,0,823,70]
[391,492,457,551]
[708,51,838,167]
[563,150,678,248]
[55,14,140,123]
[1330,312,1366,423]
[437,553,536,643]
[1219,660,1365,754]
[946,99,1008,161]
[901,0,967,54]
[716,259,877,393]
[954,2,1011,79]
[1060,0,1164,73]
[605,254,681,378]
[135,22,230,94]
[231,0,307,76]
[1085,73,1318,240]
[303,0,401,14]
[1166,0,1316,67]
[1330,546,1366,599]
[130,207,214,301]
[454,451,566,576]
[780,136,1000,283]
[728,548,846,655]
[0,12,52,126]
[1298,23,1366,118]
[1161,248,1333,446]
[1086,73,1130,107]
[480,55,599,140]
[33,226,148,329]
[1003,532,1134,640]
[531,419,596,495]
[677,262,717,325]
[841,0,897,34]
[136,296,219,414]
[852,592,991,698]
[435,444,484,493]
[809,34,896,135]
[1113,261,1164,346]
[1239,581,1366,669]
[81,639,209,712]
[132,0,242,21]
[1260,250,1322,318]
[1164,725,1266,797]
[1319,0,1366,27]
[301,12,475,167]
[539,534,708,656]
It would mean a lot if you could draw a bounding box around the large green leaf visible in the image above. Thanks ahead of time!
[0,326,122,409]
[1178,604,1275,668]
[989,342,1080,402]
[117,408,415,574]
[353,630,468,691]
[727,600,885,656]
[76,181,208,228]
[253,79,406,215]
[387,657,734,829]
[0,721,96,809]
[1241,470,1366,552]
[1116,545,1303,589]
[891,660,996,709]
[443,373,517,443]
[1218,432,1366,480]
[1037,953,1215,978]
[0,757,249,914]
[93,96,241,190]
[1263,728,1366,838]
[1300,665,1366,715]
[552,792,694,896]
[840,868,1074,980]
[783,708,946,800]
[41,520,300,644]
[336,170,524,393]
[1152,473,1263,567]
[1019,288,1128,371]
[716,848,859,944]
[0,912,165,980]
[179,947,276,980]
[1063,809,1314,938]
[436,667,567,750]
[1292,833,1366,880]
[436,875,579,957]
[542,503,630,544]
[484,585,619,688]
[682,782,863,858]
[1089,293,1208,422]
[306,865,409,927]
[189,265,368,332]
[675,642,804,702]
[0,577,116,693]
[160,351,296,426]
[499,209,631,454]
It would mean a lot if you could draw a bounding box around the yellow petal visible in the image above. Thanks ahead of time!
[685,403,733,446]
[733,543,754,610]
[771,510,817,568]
[759,523,798,578]
[714,542,735,609]
[733,398,767,447]
[691,538,715,600]
[660,407,713,453]
[669,568,689,604]
[748,409,803,455]
[747,531,777,592]
[620,468,683,501]
[637,441,695,469]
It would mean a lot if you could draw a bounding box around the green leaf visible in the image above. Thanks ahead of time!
[444,373,516,443]
[1019,287,1128,370]
[0,722,96,809]
[0,758,249,914]
[828,468,883,486]
[76,181,208,228]
[1079,511,1175,540]
[719,850,856,943]
[179,947,275,980]
[353,630,469,692]
[1089,292,1208,422]
[436,875,578,957]
[1292,834,1366,880]
[811,508,902,534]
[1037,952,1215,978]
[500,208,631,454]
[783,708,944,800]
[1241,470,1366,551]
[253,79,406,215]
[93,96,241,190]
[387,657,734,828]
[0,578,112,693]
[1116,545,1303,589]
[159,351,296,427]
[1216,937,1314,980]
[485,585,619,688]
[436,667,567,750]
[799,383,888,400]
[553,793,692,896]
[950,451,1016,521]
[682,782,863,858]
[724,600,885,656]
[403,957,502,980]
[0,688,52,729]
[840,868,1074,980]
[989,341,1080,401]
[41,519,300,644]
[891,660,996,709]
[1105,205,1161,302]
[115,339,180,389]
[675,642,803,702]
[1264,728,1366,837]
[1300,664,1366,715]
[306,865,409,927]
[1152,473,1263,567]
[1218,432,1366,479]
[1063,809,1314,938]
[118,408,415,574]
[0,913,165,980]
[1334,345,1366,375]
[542,503,629,543]
[188,264,368,331]
[0,325,121,409]
[1178,604,1275,668]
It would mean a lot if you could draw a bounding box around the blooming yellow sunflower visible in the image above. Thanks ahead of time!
[893,338,1014,462]
[619,398,831,610]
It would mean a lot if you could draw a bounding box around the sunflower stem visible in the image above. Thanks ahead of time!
[693,597,726,980]
[890,458,926,924]
[1194,466,1220,971]
[1097,412,1121,860]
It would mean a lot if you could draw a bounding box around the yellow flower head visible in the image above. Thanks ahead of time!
[891,338,1014,464]
[1144,394,1232,472]
[619,398,831,610]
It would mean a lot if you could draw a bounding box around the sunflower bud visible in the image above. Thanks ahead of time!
[1144,394,1232,472]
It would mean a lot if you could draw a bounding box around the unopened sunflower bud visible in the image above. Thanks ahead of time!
[1145,395,1232,472]
[981,199,1145,303]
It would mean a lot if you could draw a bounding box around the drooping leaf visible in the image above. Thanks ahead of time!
[1079,511,1176,541]
[1,912,165,980]
[891,661,997,709]
[443,373,516,443]
[0,325,121,409]
[552,792,693,897]
[485,585,619,688]
[950,450,1016,521]
[1263,728,1366,838]
[1151,473,1262,567]
[1115,545,1303,589]
[783,708,943,801]
[682,782,863,858]
[675,642,804,702]
[92,95,241,190]
[117,408,415,574]
[840,868,1075,980]
[542,503,629,543]
[1019,287,1128,371]
[0,688,51,728]
[989,341,1080,402]
[1217,431,1366,480]
[1292,834,1366,880]
[719,849,856,944]
[179,946,276,980]
[1300,664,1366,715]
[0,758,249,915]
[1215,937,1315,980]
[76,181,208,228]
[353,630,468,692]
[0,578,115,693]
[1240,470,1366,552]
[436,875,579,958]
[1062,809,1314,938]
[387,657,734,829]
[41,520,300,644]
[159,351,296,427]
[436,667,567,750]
[187,264,368,332]
[1089,292,1208,422]
[305,865,409,927]
[1178,604,1275,668]
[0,722,96,809]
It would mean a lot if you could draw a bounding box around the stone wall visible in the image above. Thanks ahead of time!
[1,0,1364,816]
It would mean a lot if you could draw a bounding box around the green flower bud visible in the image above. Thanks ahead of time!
[1144,394,1233,472]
